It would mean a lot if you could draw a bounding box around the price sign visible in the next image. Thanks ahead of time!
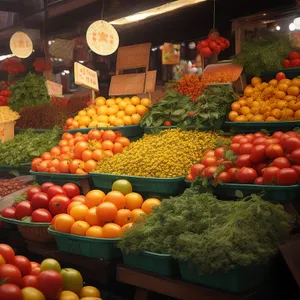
[46,80,63,96]
[10,32,33,58]
[74,62,99,91]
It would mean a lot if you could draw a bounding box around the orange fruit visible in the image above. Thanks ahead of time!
[107,106,118,116]
[239,106,251,115]
[278,83,289,92]
[250,114,264,122]
[102,140,114,150]
[274,91,286,99]
[116,110,126,119]
[97,106,108,115]
[96,202,118,222]
[251,101,260,108]
[102,223,122,238]
[276,100,287,109]
[108,115,117,125]
[114,118,125,126]
[294,109,300,119]
[115,97,123,104]
[251,77,262,86]
[283,108,294,117]
[125,104,137,116]
[260,82,269,90]
[70,204,89,221]
[123,115,132,125]
[84,159,97,172]
[95,97,106,106]
[244,86,253,97]
[115,137,130,148]
[234,115,248,122]
[79,286,101,298]
[118,100,127,110]
[112,142,123,154]
[246,113,254,121]
[55,214,75,233]
[228,111,238,121]
[231,101,241,112]
[246,97,253,106]
[106,98,116,106]
[269,79,278,86]
[85,207,100,226]
[67,201,84,214]
[288,100,300,111]
[287,86,300,96]
[284,95,297,102]
[121,223,133,235]
[280,79,292,86]
[265,116,278,122]
[271,108,282,119]
[103,150,114,158]
[238,99,247,106]
[105,191,126,210]
[136,105,148,116]
[141,98,151,107]
[85,190,106,208]
[97,115,109,123]
[142,198,161,214]
[86,226,104,238]
[114,209,132,227]
[0,254,6,265]
[292,78,300,87]
[131,96,141,105]
[78,116,91,126]
[125,192,143,210]
[131,114,141,124]
[131,208,146,221]
[87,108,97,118]
[71,220,90,236]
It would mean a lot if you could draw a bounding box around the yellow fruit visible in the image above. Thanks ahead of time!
[116,110,125,118]
[251,77,262,86]
[136,105,148,116]
[250,114,264,122]
[131,96,141,105]
[58,291,79,300]
[0,254,5,265]
[228,111,238,121]
[251,101,260,108]
[107,106,118,116]
[123,115,133,125]
[276,100,287,109]
[246,113,254,120]
[274,91,286,99]
[89,121,98,128]
[234,115,248,122]
[118,101,127,110]
[106,99,116,106]
[278,83,289,92]
[131,114,141,124]
[271,108,282,119]
[125,104,137,116]
[98,122,109,127]
[87,108,97,117]
[269,79,278,86]
[294,109,300,119]
[246,97,253,106]
[114,118,125,126]
[78,116,91,126]
[280,79,292,86]
[244,86,253,97]
[79,125,87,128]
[108,115,117,125]
[74,116,80,121]
[115,97,123,104]
[79,286,101,298]
[239,106,251,115]
[287,86,300,96]
[78,110,87,117]
[97,115,109,123]
[141,98,152,107]
[95,97,106,106]
[97,106,108,115]
[292,78,300,87]
[265,116,278,122]
[284,95,297,102]
[238,99,247,106]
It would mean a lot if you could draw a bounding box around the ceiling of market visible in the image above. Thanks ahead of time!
[0,0,297,55]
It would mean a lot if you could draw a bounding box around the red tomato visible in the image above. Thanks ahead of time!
[245,134,255,142]
[280,133,292,144]
[0,264,22,286]
[15,201,32,220]
[0,284,22,300]
[292,165,300,177]
[31,209,52,223]
[253,132,265,138]
[47,185,66,199]
[277,168,299,185]
[255,162,268,176]
[272,157,291,169]
[203,150,215,157]
[185,174,193,181]
[276,72,286,81]
[40,182,54,193]
[254,177,264,185]
[163,120,172,126]
[31,192,50,210]
[250,144,267,163]
[13,255,31,277]
[21,275,38,288]
[236,154,252,168]
[202,156,218,167]
[30,262,40,269]
[71,195,85,203]
[229,143,240,154]
[2,207,16,219]
[264,138,279,146]
[37,270,63,299]
[49,195,71,215]
[62,183,80,199]
[272,131,284,139]
[239,143,254,155]
[263,166,280,185]
[214,147,225,158]
[26,186,41,201]
[286,131,299,137]
[228,168,239,182]
[265,144,284,160]
[236,167,258,184]
[30,267,41,276]
[214,172,232,184]
[0,244,15,263]
[202,166,218,178]
[238,137,249,144]
[252,137,266,145]
[282,137,300,154]
[232,134,245,144]
[190,164,206,179]
[291,149,300,164]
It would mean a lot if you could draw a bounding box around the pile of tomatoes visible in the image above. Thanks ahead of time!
[187,131,300,186]
[51,179,161,239]
[0,243,102,300]
[31,129,130,174]
[1,183,81,223]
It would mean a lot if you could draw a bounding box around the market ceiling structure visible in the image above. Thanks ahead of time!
[0,0,297,55]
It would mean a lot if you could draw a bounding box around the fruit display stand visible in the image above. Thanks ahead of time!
[0,162,31,175]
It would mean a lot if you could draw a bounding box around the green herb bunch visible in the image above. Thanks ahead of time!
[233,33,292,76]
[0,127,60,166]
[9,73,50,112]
[119,188,292,274]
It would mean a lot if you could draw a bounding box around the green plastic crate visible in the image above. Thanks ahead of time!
[122,251,179,277]
[90,173,186,197]
[179,261,270,293]
[0,163,31,175]
[213,183,300,203]
[66,125,144,140]
[261,67,300,80]
[48,228,121,260]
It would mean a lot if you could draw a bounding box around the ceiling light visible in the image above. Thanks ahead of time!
[294,17,300,29]
[58,58,63,62]
[64,70,70,74]
[79,61,84,64]
[61,72,65,75]
[151,47,157,51]
[48,41,52,45]
[276,25,281,31]
[0,54,14,61]
[188,42,196,49]
[110,0,206,25]
[289,23,296,31]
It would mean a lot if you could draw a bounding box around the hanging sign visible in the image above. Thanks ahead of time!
[10,32,33,58]
[46,80,63,96]
[74,62,99,91]
[109,73,145,96]
[86,20,119,56]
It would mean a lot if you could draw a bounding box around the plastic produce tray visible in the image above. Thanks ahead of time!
[179,261,270,293]
[48,228,121,260]
[0,163,31,174]
[90,173,186,197]
[122,251,179,277]
[213,183,300,203]
[261,67,300,80]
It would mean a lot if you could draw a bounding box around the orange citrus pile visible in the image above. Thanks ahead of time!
[228,76,300,122]
[52,180,161,238]
[64,96,151,129]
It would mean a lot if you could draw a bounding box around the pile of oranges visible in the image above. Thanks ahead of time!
[228,74,300,122]
[52,180,161,238]
[64,96,152,129]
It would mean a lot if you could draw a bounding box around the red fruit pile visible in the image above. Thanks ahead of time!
[283,52,300,68]
[1,58,26,74]
[187,131,300,186]
[197,36,230,58]
[31,129,130,174]
[0,81,13,106]
[1,182,81,223]
[33,58,52,72]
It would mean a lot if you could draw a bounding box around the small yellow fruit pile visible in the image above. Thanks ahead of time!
[228,76,300,122]
[65,96,151,129]
[0,106,20,123]
[95,129,229,178]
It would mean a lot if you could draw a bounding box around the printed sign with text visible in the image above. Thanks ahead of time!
[74,62,99,91]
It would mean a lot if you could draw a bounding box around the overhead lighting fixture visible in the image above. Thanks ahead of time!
[58,58,63,62]
[151,47,157,51]
[294,17,300,29]
[289,23,296,31]
[61,72,65,75]
[110,0,206,25]
[48,41,52,45]
[79,61,84,64]
[64,70,70,74]
[0,54,14,61]
[276,25,281,31]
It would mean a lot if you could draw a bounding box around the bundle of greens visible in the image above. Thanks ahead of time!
[0,127,60,166]
[9,73,50,112]
[119,189,292,274]
[233,33,292,76]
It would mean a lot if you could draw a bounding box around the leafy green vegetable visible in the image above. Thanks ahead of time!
[120,189,292,274]
[9,73,50,112]
[0,127,60,166]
